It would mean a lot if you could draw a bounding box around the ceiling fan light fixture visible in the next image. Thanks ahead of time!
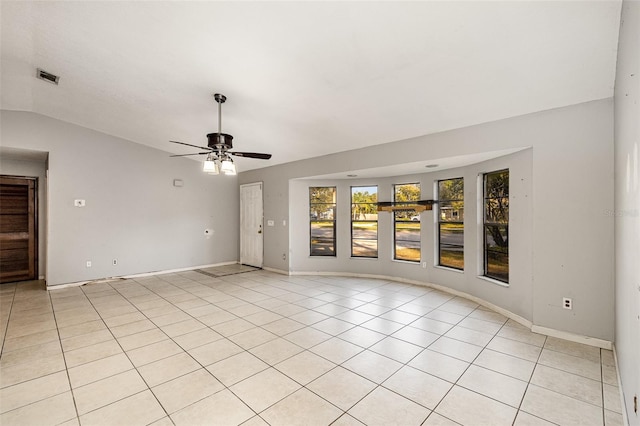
[203,154,218,174]
[220,157,236,175]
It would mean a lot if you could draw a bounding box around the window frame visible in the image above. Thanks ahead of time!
[309,186,337,257]
[437,177,464,270]
[482,169,509,283]
[393,182,421,262]
[350,186,378,258]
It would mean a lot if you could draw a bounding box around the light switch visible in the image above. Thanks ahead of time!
[74,199,86,207]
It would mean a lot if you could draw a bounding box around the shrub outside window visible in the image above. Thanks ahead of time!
[483,170,509,282]
[438,178,464,269]
[310,187,336,256]
[351,186,378,258]
[393,183,421,262]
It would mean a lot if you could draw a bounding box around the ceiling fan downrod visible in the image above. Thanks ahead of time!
[214,93,226,135]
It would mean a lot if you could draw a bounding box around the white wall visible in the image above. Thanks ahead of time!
[614,0,640,423]
[240,99,615,342]
[0,156,47,277]
[0,111,240,286]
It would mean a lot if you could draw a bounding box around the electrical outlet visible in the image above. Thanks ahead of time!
[74,199,86,207]
[422,262,427,269]
[562,297,572,310]
[112,259,118,266]
[282,253,286,261]
[86,261,92,268]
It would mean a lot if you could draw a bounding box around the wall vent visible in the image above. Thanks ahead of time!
[36,68,60,85]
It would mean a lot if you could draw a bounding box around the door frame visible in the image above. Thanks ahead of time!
[240,182,264,268]
[0,175,38,283]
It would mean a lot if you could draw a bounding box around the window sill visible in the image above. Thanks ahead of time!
[477,275,510,288]
[434,265,464,274]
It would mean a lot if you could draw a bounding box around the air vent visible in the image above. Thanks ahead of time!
[36,68,60,85]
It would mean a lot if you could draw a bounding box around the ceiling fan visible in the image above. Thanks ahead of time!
[169,93,272,175]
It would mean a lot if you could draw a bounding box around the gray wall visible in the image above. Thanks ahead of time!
[0,111,239,286]
[241,99,615,341]
[0,157,47,277]
[614,0,639,423]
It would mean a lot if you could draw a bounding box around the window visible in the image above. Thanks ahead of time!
[438,178,464,269]
[393,183,421,262]
[310,187,336,256]
[351,186,378,258]
[483,170,509,282]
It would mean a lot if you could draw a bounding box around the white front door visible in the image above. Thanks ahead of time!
[240,182,263,268]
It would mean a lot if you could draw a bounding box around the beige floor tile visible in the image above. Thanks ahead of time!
[311,318,355,336]
[531,364,602,406]
[487,336,543,362]
[110,319,157,338]
[138,352,201,387]
[422,413,461,425]
[360,317,404,335]
[383,366,452,410]
[342,350,402,384]
[151,311,192,327]
[497,325,547,347]
[244,310,283,326]
[207,351,269,387]
[160,318,206,337]
[229,327,277,349]
[261,318,305,336]
[513,411,556,426]
[537,348,601,381]
[0,340,62,367]
[369,336,423,363]
[64,339,123,368]
[445,325,494,347]
[5,319,57,339]
[126,339,183,367]
[274,350,336,385]
[0,370,70,413]
[198,310,238,327]
[1,328,59,353]
[313,302,350,316]
[189,338,244,366]
[436,385,517,426]
[284,327,332,349]
[457,364,528,408]
[58,320,106,339]
[171,389,254,426]
[457,317,502,334]
[348,386,430,426]
[261,388,343,426]
[424,309,464,325]
[604,409,624,426]
[521,384,603,426]
[230,367,301,412]
[152,368,224,413]
[210,317,256,336]
[172,327,222,350]
[79,390,165,426]
[332,413,366,426]
[0,390,77,426]
[307,366,376,410]
[544,337,601,362]
[334,310,375,325]
[0,352,66,388]
[602,363,619,386]
[468,308,508,324]
[117,328,168,351]
[310,337,363,364]
[429,336,483,363]
[411,317,454,335]
[408,349,469,383]
[249,337,303,365]
[337,326,386,348]
[473,348,536,381]
[149,416,175,426]
[68,353,133,388]
[604,384,622,413]
[289,309,329,325]
[391,326,439,347]
[73,369,147,415]
[61,329,114,352]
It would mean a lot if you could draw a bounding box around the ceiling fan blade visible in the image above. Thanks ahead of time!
[230,152,272,160]
[169,140,211,151]
[170,152,210,157]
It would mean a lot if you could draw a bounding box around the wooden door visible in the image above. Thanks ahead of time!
[240,182,263,268]
[0,176,38,283]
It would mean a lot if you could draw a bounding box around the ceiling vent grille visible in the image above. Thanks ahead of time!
[36,68,60,85]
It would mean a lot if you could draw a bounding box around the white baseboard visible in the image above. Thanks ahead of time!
[262,266,289,275]
[290,270,612,349]
[46,261,239,291]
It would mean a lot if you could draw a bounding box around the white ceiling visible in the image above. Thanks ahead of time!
[0,1,621,173]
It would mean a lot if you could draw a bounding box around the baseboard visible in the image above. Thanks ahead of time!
[262,266,290,275]
[531,325,612,350]
[46,261,239,291]
[290,270,612,349]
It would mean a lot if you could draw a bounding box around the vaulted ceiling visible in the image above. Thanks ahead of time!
[0,1,622,171]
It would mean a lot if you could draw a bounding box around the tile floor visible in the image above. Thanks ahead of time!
[0,268,625,426]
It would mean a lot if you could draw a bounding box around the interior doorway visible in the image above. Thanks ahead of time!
[0,176,38,283]
[240,182,264,268]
